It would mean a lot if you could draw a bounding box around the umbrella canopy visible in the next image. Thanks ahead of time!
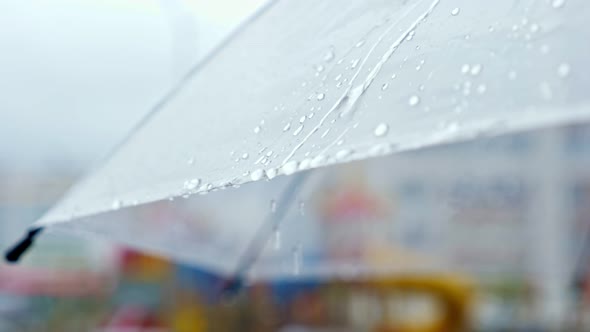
[7,0,590,281]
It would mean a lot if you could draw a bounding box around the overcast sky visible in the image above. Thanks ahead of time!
[0,0,266,172]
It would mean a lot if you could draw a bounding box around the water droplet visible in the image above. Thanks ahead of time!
[292,244,302,275]
[439,121,460,135]
[408,95,421,106]
[310,155,327,167]
[336,149,352,160]
[183,178,201,191]
[316,92,325,101]
[307,112,315,119]
[241,153,249,160]
[253,126,261,134]
[323,49,335,62]
[370,143,394,156]
[321,128,331,138]
[530,23,540,33]
[299,116,306,123]
[197,184,209,195]
[406,30,415,41]
[206,183,214,191]
[266,168,278,179]
[281,161,299,175]
[350,58,360,69]
[272,226,281,250]
[112,199,122,210]
[283,122,291,132]
[250,169,266,181]
[315,64,325,72]
[374,123,389,137]
[462,81,472,96]
[451,7,460,16]
[391,73,397,79]
[270,199,277,213]
[557,63,570,78]
[381,83,389,91]
[355,39,365,48]
[461,64,471,74]
[187,157,194,165]
[334,74,343,81]
[293,125,304,136]
[470,64,483,76]
[552,0,566,9]
[508,71,517,80]
[477,84,487,94]
[299,158,312,170]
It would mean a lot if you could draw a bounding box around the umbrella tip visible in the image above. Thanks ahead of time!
[217,276,245,303]
[4,227,44,263]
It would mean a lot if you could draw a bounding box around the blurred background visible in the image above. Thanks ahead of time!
[2,1,590,331]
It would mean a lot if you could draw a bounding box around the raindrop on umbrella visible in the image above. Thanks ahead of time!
[111,200,122,210]
[552,0,566,9]
[283,122,291,132]
[250,169,266,181]
[470,64,483,76]
[293,125,304,136]
[374,123,389,137]
[557,63,571,78]
[270,199,277,213]
[408,95,421,106]
[272,225,281,250]
[292,244,302,275]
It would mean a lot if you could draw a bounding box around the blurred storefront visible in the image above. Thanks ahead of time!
[2,124,590,331]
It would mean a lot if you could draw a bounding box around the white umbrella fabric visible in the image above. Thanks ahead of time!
[6,0,590,282]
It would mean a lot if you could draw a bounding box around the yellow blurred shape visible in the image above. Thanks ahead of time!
[368,275,474,332]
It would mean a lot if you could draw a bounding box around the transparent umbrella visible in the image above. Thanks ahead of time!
[6,0,590,300]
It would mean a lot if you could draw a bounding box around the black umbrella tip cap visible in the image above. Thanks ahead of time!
[218,276,245,302]
[4,227,44,263]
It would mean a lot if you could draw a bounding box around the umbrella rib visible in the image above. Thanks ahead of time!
[220,172,310,295]
[4,227,44,263]
[281,0,440,164]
